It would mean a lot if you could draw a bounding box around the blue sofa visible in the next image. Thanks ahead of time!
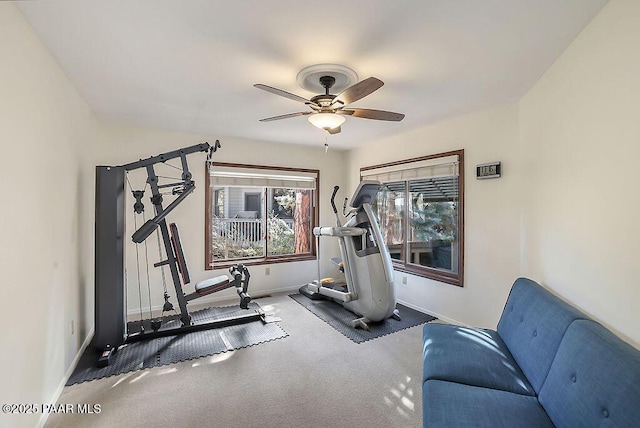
[422,277,640,427]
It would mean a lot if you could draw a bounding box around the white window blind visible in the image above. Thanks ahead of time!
[210,165,317,190]
[361,154,459,183]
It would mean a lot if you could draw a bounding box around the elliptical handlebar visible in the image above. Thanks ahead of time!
[330,186,339,214]
[330,185,343,227]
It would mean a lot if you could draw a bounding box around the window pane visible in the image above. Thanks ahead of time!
[268,188,312,256]
[408,178,458,272]
[206,163,319,269]
[214,189,224,217]
[372,181,405,262]
[211,186,264,261]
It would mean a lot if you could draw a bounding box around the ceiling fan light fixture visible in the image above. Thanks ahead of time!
[308,112,345,130]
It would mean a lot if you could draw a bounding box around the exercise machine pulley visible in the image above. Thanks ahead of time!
[92,140,269,367]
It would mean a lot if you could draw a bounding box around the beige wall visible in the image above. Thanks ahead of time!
[2,1,639,425]
[347,103,522,328]
[0,4,98,428]
[519,0,640,347]
[345,0,640,349]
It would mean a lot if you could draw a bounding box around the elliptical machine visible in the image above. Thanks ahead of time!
[299,181,400,329]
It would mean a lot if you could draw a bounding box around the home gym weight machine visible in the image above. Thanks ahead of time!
[92,141,268,367]
[299,181,400,329]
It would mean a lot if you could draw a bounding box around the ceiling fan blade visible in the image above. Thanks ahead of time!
[327,126,341,135]
[254,84,311,104]
[340,108,405,121]
[331,77,384,106]
[259,112,312,122]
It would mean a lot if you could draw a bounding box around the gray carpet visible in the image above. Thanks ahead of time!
[289,293,436,343]
[67,302,287,385]
[46,294,427,428]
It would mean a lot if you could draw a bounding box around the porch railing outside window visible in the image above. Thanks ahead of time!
[205,163,319,269]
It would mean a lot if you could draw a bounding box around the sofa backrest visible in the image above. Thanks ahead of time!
[497,278,587,392]
[538,319,640,428]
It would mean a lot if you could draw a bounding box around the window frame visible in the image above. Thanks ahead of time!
[205,162,319,270]
[360,149,464,287]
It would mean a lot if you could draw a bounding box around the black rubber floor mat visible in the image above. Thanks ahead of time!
[67,302,287,385]
[289,293,436,343]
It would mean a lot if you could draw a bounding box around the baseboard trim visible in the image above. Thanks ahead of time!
[127,284,303,317]
[396,299,464,326]
[39,290,447,428]
[37,327,94,428]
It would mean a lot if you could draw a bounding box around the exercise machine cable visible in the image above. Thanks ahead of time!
[92,140,270,367]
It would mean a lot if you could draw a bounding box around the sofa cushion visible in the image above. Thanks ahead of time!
[538,320,640,428]
[422,379,554,428]
[423,323,535,396]
[497,277,587,392]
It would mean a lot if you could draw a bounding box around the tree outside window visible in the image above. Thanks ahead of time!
[205,164,318,269]
[364,150,464,286]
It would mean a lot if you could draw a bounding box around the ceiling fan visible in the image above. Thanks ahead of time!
[254,75,405,134]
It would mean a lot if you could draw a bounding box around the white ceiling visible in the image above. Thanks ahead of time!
[18,0,607,150]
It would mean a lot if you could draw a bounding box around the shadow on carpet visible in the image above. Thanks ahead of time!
[289,293,436,343]
[67,302,287,385]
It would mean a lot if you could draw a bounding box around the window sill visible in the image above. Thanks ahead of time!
[393,263,463,287]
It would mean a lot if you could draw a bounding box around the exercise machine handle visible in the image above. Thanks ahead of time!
[330,186,339,214]
[207,139,221,161]
[131,183,195,243]
[313,226,366,237]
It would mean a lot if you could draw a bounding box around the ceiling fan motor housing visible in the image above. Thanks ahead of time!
[307,76,338,109]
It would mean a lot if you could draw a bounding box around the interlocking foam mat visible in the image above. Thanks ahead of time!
[289,293,436,343]
[67,302,287,385]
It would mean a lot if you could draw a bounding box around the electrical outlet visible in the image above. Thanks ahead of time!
[265,267,270,275]
[402,276,407,285]
[71,320,75,335]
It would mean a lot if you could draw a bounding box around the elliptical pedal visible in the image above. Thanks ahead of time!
[299,283,325,300]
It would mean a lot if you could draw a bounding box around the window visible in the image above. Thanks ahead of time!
[205,162,319,269]
[361,150,464,286]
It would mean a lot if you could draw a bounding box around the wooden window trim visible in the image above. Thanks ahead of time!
[205,162,319,270]
[360,149,464,287]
